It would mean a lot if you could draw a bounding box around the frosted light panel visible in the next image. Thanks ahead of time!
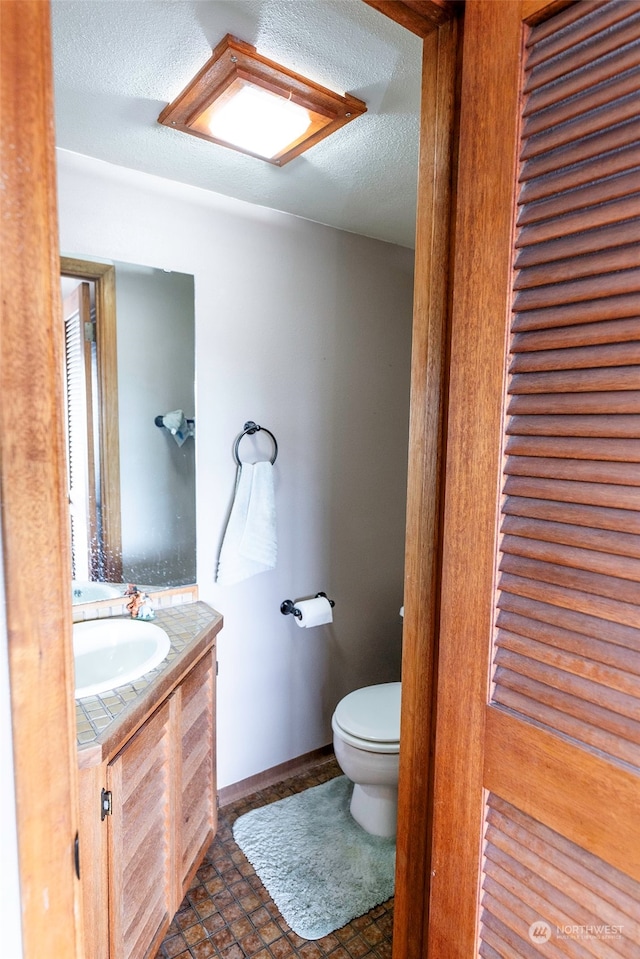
[208,85,312,159]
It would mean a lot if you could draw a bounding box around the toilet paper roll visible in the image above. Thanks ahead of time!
[294,595,333,628]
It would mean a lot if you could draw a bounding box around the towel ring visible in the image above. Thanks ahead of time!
[233,421,278,466]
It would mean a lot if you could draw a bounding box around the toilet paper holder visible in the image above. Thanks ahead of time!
[280,592,335,619]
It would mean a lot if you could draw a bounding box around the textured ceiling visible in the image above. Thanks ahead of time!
[51,0,422,248]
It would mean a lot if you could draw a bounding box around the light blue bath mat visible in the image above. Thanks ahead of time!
[232,775,395,940]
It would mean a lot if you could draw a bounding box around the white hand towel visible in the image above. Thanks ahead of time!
[216,461,277,585]
[161,409,193,447]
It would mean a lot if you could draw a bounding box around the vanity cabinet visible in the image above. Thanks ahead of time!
[77,622,218,959]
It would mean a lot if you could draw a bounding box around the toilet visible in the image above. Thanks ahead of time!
[331,681,401,838]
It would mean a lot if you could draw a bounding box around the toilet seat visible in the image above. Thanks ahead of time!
[332,682,400,754]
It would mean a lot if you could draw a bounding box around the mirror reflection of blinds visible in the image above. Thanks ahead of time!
[65,305,90,580]
[88,307,103,580]
[63,277,100,581]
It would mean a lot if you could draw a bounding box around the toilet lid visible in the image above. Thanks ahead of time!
[333,682,401,743]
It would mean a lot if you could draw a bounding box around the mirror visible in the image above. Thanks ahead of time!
[60,257,196,600]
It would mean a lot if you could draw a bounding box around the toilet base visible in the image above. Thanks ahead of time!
[350,782,398,838]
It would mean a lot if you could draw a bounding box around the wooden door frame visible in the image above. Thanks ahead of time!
[365,6,460,959]
[427,2,525,949]
[1,3,83,957]
[389,14,460,959]
[3,2,459,958]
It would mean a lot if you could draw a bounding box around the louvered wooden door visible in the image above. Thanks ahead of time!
[176,651,216,897]
[428,1,640,955]
[108,702,173,959]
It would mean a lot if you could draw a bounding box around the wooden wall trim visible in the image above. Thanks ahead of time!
[96,266,123,581]
[362,0,456,37]
[0,2,83,957]
[218,745,334,806]
[392,15,460,959]
[61,257,123,581]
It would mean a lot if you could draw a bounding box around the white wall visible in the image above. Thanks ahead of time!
[57,149,414,789]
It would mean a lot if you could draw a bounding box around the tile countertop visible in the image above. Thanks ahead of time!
[76,601,222,769]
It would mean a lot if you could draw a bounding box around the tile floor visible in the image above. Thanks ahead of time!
[154,758,394,959]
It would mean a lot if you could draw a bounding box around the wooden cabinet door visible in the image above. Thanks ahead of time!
[107,701,173,959]
[429,1,640,955]
[175,649,217,897]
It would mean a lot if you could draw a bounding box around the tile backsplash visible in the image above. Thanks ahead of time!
[72,584,198,623]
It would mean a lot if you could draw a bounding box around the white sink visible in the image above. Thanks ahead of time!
[72,580,124,604]
[73,619,171,699]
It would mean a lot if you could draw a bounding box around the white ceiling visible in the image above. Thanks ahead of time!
[51,0,423,249]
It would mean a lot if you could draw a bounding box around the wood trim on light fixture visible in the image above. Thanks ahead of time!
[158,34,367,166]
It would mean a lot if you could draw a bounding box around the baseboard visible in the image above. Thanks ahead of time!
[218,744,335,808]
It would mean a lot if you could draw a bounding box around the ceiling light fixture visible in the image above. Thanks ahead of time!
[158,34,367,166]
